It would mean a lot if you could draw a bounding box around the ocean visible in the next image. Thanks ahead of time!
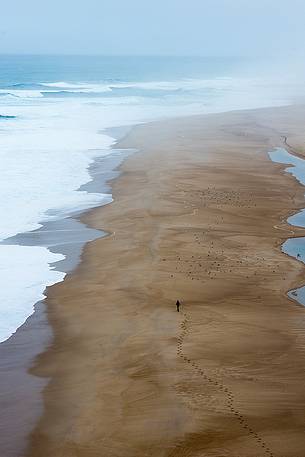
[0,55,303,343]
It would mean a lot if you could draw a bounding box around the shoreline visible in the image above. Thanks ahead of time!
[2,105,305,456]
[0,131,133,457]
[23,104,305,457]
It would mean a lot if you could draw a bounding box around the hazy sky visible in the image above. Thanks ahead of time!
[0,0,304,56]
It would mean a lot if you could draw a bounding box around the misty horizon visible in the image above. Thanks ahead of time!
[1,0,304,57]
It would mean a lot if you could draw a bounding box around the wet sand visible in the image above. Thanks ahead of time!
[26,105,305,457]
[0,146,130,457]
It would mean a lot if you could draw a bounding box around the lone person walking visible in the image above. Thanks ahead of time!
[176,300,181,312]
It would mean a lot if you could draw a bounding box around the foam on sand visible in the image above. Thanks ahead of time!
[0,245,65,342]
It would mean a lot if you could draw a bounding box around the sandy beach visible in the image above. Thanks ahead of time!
[24,105,305,457]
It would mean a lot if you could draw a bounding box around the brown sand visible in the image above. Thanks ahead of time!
[26,106,305,457]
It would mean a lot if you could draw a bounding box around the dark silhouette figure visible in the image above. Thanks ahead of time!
[297,253,301,258]
[176,300,181,312]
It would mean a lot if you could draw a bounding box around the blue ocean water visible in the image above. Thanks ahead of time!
[0,54,246,86]
[0,55,296,109]
[0,55,303,343]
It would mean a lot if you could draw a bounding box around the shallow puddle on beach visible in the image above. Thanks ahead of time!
[269,147,305,305]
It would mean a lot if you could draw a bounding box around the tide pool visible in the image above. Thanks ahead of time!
[269,147,305,305]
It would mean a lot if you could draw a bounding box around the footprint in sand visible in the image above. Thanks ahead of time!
[176,310,275,457]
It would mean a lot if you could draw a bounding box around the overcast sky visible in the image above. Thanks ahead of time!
[0,0,304,56]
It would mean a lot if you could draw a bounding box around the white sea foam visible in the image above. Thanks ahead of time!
[41,81,89,88]
[39,76,305,97]
[0,89,46,98]
[41,81,113,93]
[0,245,65,342]
[3,76,303,103]
[37,78,240,95]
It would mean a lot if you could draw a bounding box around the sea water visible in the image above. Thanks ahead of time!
[269,148,305,306]
[1,55,304,342]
